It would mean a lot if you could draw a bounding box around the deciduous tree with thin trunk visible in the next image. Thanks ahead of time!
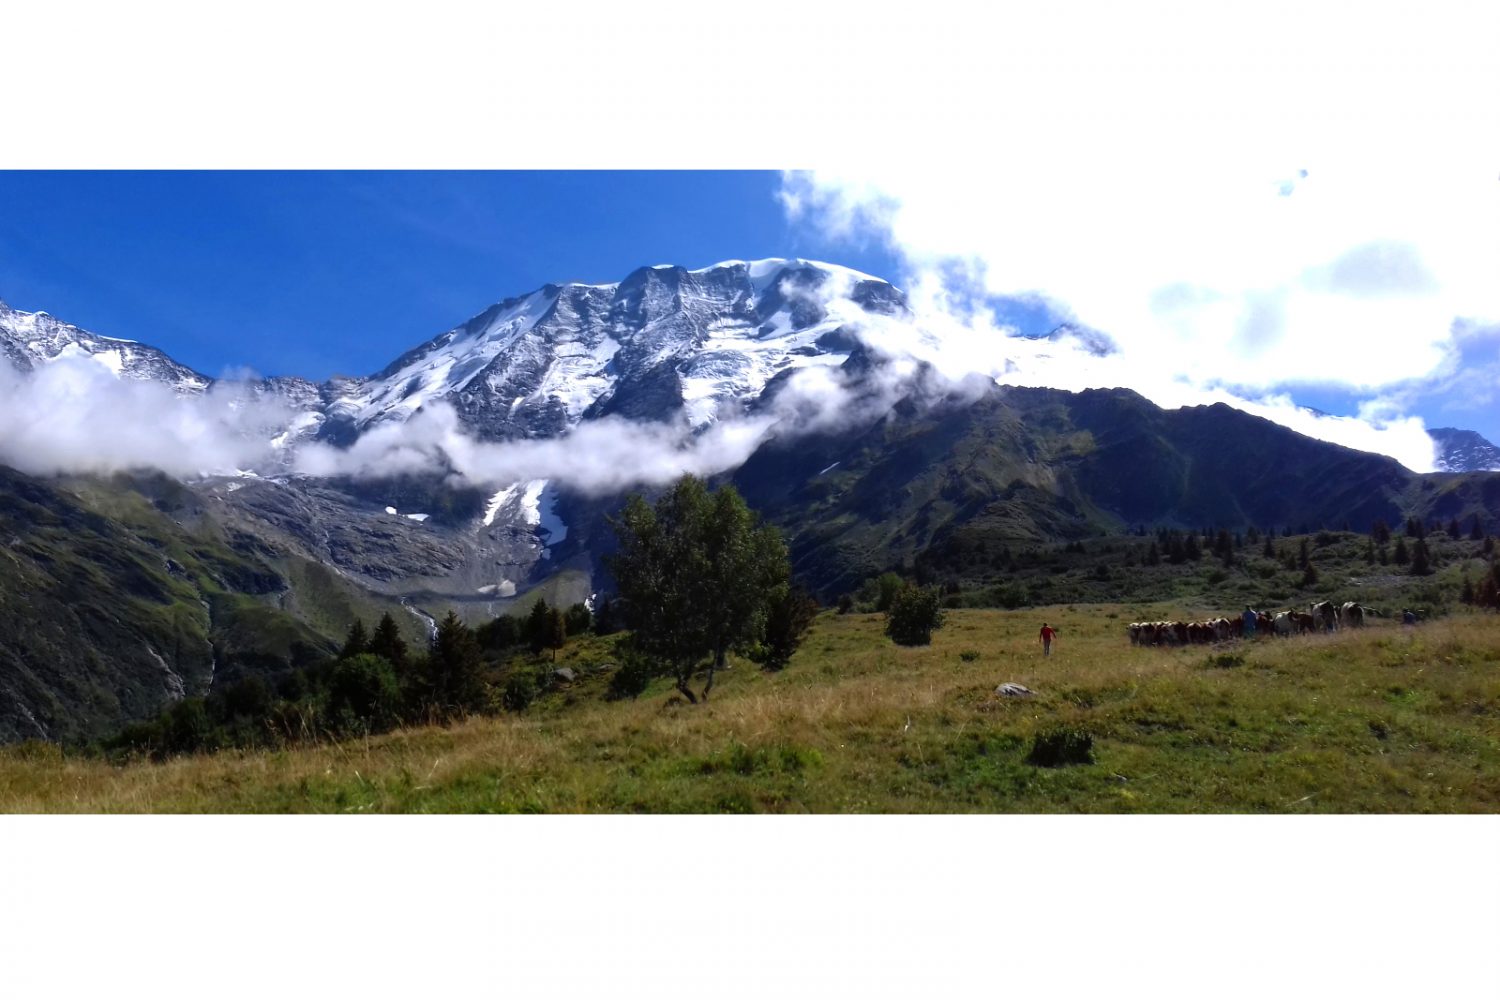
[607,476,791,703]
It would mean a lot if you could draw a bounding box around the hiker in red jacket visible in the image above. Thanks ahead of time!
[1039,623,1058,656]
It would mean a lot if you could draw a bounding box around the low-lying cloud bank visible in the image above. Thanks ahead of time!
[0,358,288,479]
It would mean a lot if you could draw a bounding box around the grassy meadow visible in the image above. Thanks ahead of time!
[3,604,1499,813]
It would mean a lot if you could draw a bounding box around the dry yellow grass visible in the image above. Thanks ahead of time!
[3,605,1499,812]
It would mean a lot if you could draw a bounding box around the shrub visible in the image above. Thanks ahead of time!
[606,651,655,701]
[885,585,946,646]
[1204,652,1245,669]
[761,587,818,671]
[836,594,854,615]
[1026,727,1096,767]
[873,572,906,613]
[501,671,539,712]
[326,654,401,734]
[959,649,981,662]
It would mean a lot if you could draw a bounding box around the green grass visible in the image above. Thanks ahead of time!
[4,605,1498,813]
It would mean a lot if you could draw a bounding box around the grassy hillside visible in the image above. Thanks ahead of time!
[4,605,1498,813]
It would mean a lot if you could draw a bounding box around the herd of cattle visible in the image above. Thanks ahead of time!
[1128,601,1383,646]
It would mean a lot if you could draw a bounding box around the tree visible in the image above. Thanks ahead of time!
[477,614,521,651]
[564,602,593,636]
[1460,575,1475,604]
[339,619,369,660]
[1393,537,1410,564]
[527,599,551,654]
[872,572,905,612]
[415,612,487,720]
[1262,535,1275,559]
[368,613,409,673]
[1297,538,1311,570]
[1371,519,1391,545]
[885,584,946,646]
[545,606,567,662]
[1144,540,1161,566]
[592,596,621,635]
[327,654,401,734]
[1447,517,1462,540]
[1409,539,1432,576]
[608,476,791,704]
[761,586,818,670]
[1470,515,1485,542]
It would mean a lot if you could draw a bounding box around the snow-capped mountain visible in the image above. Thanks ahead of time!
[5,260,908,451]
[0,298,209,391]
[1429,427,1500,473]
[314,258,906,444]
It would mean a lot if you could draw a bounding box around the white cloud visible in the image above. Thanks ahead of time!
[776,7,1499,471]
[0,358,289,478]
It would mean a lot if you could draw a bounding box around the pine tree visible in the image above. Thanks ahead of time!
[339,619,369,660]
[1409,539,1432,576]
[1470,516,1485,542]
[1144,540,1161,566]
[1460,575,1475,604]
[527,599,551,654]
[418,612,486,720]
[1448,517,1462,540]
[368,613,409,672]
[1262,535,1275,559]
[1298,538,1311,570]
[1371,519,1391,545]
[1393,537,1410,564]
[545,606,567,663]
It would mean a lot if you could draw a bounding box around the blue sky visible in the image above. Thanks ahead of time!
[0,171,908,380]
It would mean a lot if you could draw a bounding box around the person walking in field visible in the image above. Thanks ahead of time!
[1039,622,1057,656]
[1242,605,1257,639]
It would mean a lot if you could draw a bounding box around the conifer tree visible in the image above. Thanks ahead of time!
[1470,515,1484,542]
[1409,539,1432,576]
[418,612,487,719]
[339,619,369,660]
[545,606,567,663]
[1393,537,1410,564]
[527,599,551,654]
[368,613,409,672]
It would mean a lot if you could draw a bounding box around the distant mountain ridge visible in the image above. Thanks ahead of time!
[1429,427,1500,473]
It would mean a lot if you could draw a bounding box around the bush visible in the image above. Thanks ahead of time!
[872,572,906,612]
[606,652,655,701]
[501,671,539,712]
[958,649,981,662]
[326,654,401,734]
[885,585,946,646]
[761,587,818,671]
[989,581,1029,609]
[1026,727,1096,767]
[836,594,854,615]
